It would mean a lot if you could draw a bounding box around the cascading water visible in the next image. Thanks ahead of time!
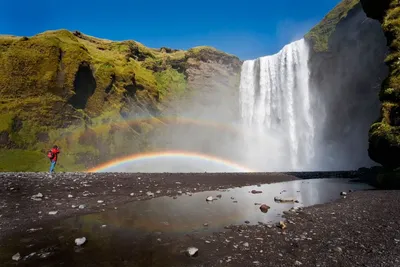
[239,39,315,171]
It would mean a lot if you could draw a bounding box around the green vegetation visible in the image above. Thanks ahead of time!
[0,30,239,171]
[305,0,360,52]
[366,1,400,169]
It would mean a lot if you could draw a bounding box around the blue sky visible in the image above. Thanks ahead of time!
[1,0,341,60]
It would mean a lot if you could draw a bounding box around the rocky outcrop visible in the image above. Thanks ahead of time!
[0,30,240,171]
[359,0,400,168]
[306,2,389,170]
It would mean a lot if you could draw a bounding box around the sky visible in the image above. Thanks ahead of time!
[1,0,342,60]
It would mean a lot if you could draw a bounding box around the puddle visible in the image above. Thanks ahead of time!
[0,178,374,266]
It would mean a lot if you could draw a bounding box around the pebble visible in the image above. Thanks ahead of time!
[79,205,85,209]
[130,193,134,196]
[68,194,73,198]
[334,247,343,253]
[340,192,347,196]
[12,253,21,261]
[206,196,213,201]
[97,200,104,204]
[75,237,86,246]
[146,192,154,197]
[48,211,58,215]
[243,242,249,247]
[295,260,303,266]
[185,247,198,257]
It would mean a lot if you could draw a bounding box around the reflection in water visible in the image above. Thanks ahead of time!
[0,179,374,267]
[64,178,371,236]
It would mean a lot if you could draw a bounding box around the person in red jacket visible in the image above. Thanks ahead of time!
[48,145,60,174]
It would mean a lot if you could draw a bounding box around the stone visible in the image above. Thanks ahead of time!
[243,242,249,247]
[340,192,347,196]
[251,190,262,194]
[75,237,87,246]
[146,192,154,197]
[185,247,199,257]
[12,253,21,261]
[97,200,104,204]
[48,211,58,215]
[260,204,270,213]
[206,196,213,201]
[216,194,222,198]
[278,221,287,230]
[274,196,296,203]
[295,260,303,266]
[334,247,343,253]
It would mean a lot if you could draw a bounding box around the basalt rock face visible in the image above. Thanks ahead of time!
[0,30,240,171]
[306,2,389,170]
[360,0,400,168]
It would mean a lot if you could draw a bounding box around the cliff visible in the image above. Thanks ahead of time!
[305,1,389,170]
[359,0,400,169]
[0,30,241,171]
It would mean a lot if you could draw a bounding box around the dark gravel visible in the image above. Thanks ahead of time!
[1,172,399,267]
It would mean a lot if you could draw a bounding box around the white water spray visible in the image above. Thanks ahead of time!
[239,39,315,171]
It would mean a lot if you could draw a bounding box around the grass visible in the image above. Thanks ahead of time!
[305,0,360,52]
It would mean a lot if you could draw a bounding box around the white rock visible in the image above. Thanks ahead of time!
[101,225,107,228]
[156,190,161,194]
[71,205,76,208]
[177,191,182,194]
[130,193,134,196]
[78,205,85,209]
[97,200,104,204]
[206,196,213,201]
[75,237,86,246]
[340,192,347,196]
[243,242,249,247]
[146,192,154,197]
[334,247,343,253]
[68,194,73,198]
[175,182,181,185]
[32,193,43,199]
[185,247,198,257]
[295,260,303,266]
[48,211,58,215]
[12,253,21,261]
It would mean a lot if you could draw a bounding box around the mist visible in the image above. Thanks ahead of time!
[108,5,388,173]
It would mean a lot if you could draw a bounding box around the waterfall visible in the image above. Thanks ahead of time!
[239,39,315,171]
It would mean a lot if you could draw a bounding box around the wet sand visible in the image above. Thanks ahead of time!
[1,172,399,266]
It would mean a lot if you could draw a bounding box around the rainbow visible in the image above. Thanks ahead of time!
[87,150,255,173]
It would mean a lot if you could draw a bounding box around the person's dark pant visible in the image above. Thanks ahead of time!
[50,161,57,173]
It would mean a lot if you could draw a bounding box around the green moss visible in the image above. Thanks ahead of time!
[305,0,360,52]
[0,114,13,132]
[370,122,400,145]
[155,68,187,100]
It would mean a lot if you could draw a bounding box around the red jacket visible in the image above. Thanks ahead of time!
[51,148,60,162]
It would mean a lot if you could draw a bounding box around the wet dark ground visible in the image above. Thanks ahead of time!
[1,172,400,266]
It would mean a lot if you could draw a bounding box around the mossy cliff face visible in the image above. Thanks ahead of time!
[0,30,240,171]
[305,2,389,170]
[360,0,400,169]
